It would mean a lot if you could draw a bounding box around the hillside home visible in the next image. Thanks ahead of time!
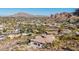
[28,34,56,48]
[8,34,21,39]
[0,24,4,30]
[13,28,20,34]
[59,29,72,36]
[75,31,79,36]
[0,35,5,40]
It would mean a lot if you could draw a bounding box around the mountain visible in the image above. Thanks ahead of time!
[10,12,34,17]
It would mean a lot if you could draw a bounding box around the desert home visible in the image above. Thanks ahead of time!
[28,34,56,48]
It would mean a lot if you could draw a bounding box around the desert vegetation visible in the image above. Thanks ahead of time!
[0,9,78,51]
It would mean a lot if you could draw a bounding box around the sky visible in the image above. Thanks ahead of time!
[0,8,76,16]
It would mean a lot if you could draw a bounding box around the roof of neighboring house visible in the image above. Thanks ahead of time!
[0,25,4,27]
[31,34,56,44]
[76,31,79,35]
[0,35,5,40]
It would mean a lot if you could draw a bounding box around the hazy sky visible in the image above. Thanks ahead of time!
[0,8,76,16]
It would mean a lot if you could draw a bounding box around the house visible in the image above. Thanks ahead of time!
[75,31,79,36]
[28,34,56,48]
[59,29,72,36]
[46,28,59,35]
[22,33,27,35]
[0,24,4,30]
[14,28,20,34]
[0,35,5,40]
[8,34,21,39]
[76,23,79,28]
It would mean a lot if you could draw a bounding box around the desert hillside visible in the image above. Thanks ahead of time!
[0,10,78,51]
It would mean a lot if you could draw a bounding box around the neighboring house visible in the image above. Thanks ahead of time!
[46,28,59,35]
[75,31,79,36]
[22,32,33,36]
[28,34,56,48]
[14,28,20,34]
[0,24,4,30]
[0,35,5,40]
[64,24,76,29]
[76,23,79,28]
[8,34,21,39]
[22,33,28,36]
[59,29,71,36]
